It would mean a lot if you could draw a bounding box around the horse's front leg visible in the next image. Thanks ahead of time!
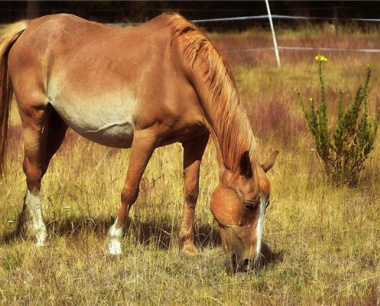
[108,129,156,255]
[179,133,209,254]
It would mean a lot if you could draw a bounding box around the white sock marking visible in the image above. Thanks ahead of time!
[25,190,47,247]
[108,220,124,255]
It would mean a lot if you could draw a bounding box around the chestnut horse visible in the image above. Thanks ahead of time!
[0,13,277,272]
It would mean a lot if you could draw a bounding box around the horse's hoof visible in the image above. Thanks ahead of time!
[35,231,47,247]
[181,243,199,255]
[108,240,123,255]
[35,241,46,247]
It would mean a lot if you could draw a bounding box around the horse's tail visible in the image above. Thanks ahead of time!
[0,20,29,176]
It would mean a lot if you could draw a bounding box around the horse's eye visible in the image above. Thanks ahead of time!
[244,202,256,212]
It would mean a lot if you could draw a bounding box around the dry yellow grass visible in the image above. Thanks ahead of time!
[1,23,380,305]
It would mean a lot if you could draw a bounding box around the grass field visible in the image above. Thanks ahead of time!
[2,23,380,305]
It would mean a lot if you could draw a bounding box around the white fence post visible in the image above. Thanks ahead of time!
[265,0,281,67]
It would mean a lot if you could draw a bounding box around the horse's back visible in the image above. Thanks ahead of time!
[9,13,182,102]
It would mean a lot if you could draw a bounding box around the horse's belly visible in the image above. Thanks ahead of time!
[50,99,135,148]
[77,121,134,148]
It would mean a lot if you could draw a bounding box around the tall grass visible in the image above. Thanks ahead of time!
[1,23,380,304]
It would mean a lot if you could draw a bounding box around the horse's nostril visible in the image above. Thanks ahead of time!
[232,254,237,267]
[230,255,252,273]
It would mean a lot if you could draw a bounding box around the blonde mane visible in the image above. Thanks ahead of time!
[169,13,257,173]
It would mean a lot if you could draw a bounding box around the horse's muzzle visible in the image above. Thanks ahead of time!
[227,254,257,273]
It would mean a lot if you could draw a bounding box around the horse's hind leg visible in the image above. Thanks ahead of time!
[179,133,209,254]
[18,104,67,246]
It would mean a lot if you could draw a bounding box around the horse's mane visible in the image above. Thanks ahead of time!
[168,13,257,173]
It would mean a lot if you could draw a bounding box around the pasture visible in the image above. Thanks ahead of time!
[2,23,380,304]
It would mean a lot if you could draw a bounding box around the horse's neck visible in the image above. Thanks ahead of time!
[194,74,256,173]
[210,101,256,173]
[169,15,256,172]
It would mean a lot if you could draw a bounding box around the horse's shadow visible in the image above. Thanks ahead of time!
[1,216,220,248]
[1,216,282,268]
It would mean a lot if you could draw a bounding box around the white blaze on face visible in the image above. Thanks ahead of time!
[254,196,266,262]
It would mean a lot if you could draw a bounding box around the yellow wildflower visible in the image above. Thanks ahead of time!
[315,55,328,62]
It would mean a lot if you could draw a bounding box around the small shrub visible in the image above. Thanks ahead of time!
[298,56,380,187]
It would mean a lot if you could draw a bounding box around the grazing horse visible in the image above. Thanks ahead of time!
[0,13,277,272]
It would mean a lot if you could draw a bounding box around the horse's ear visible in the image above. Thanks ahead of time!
[239,151,253,178]
[261,151,279,172]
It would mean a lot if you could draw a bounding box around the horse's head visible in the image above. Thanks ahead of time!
[210,150,278,273]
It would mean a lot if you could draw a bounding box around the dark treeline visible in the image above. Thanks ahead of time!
[1,1,379,30]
